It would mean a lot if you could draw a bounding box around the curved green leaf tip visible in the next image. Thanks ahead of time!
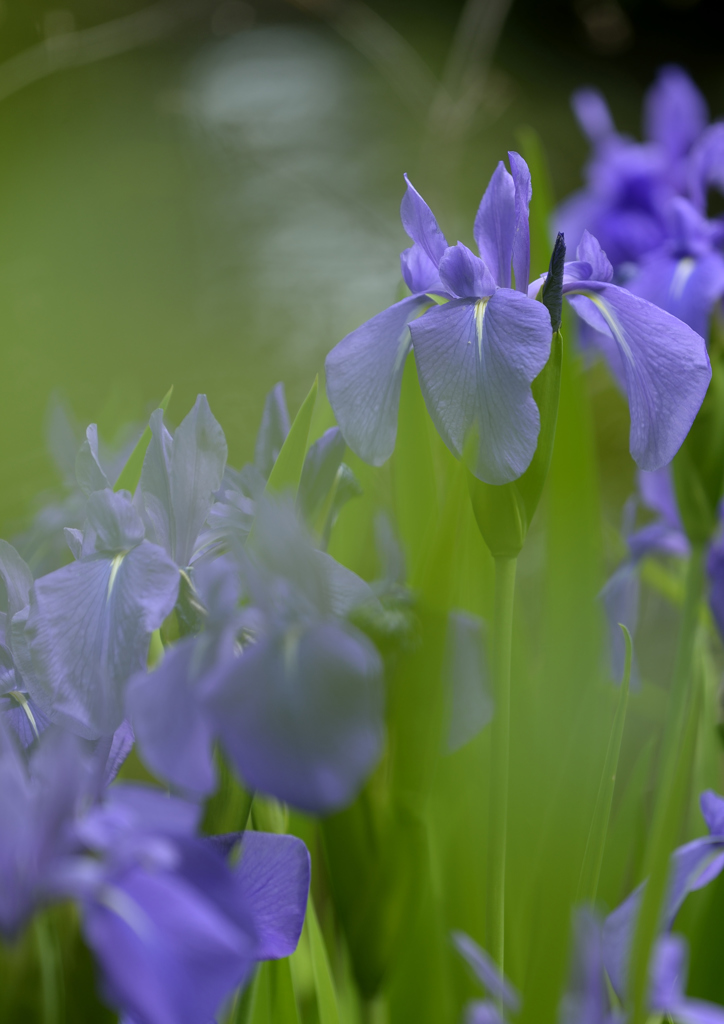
[265,377,318,497]
[114,386,174,494]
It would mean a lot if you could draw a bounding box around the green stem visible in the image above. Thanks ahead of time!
[629,543,706,1024]
[487,556,517,978]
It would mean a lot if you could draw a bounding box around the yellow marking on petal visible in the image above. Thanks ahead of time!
[106,553,127,602]
[569,290,634,366]
[9,690,40,740]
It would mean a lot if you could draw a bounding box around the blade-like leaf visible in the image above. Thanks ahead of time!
[265,378,318,497]
[306,897,341,1024]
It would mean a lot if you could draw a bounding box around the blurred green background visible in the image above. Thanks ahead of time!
[0,0,721,538]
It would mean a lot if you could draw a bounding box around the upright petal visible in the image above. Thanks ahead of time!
[643,65,708,159]
[474,162,516,288]
[439,242,496,298]
[400,175,448,268]
[509,151,532,292]
[445,612,492,753]
[559,911,610,1024]
[452,931,521,1011]
[325,294,429,466]
[297,427,346,526]
[254,383,290,479]
[571,87,616,145]
[688,123,724,214]
[0,540,33,620]
[76,424,110,497]
[563,280,711,470]
[576,231,614,283]
[599,562,640,684]
[700,790,724,837]
[410,290,552,484]
[207,621,384,814]
[170,396,228,568]
[400,242,445,294]
[25,541,179,738]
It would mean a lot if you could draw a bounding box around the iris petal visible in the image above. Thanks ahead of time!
[474,162,516,288]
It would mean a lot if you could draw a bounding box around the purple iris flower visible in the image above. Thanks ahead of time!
[17,489,179,740]
[327,154,557,485]
[60,784,310,1024]
[556,66,724,337]
[127,499,385,815]
[532,231,711,470]
[602,789,724,1000]
[649,933,724,1024]
[556,66,711,268]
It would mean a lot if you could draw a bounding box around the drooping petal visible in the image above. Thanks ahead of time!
[126,639,216,798]
[474,162,516,288]
[439,243,496,299]
[82,862,255,1024]
[325,294,429,466]
[254,383,290,478]
[643,65,708,159]
[452,931,521,1012]
[602,836,724,998]
[25,540,179,738]
[207,621,384,814]
[235,831,310,959]
[410,289,552,484]
[628,251,724,340]
[400,174,448,268]
[509,150,532,292]
[563,279,711,470]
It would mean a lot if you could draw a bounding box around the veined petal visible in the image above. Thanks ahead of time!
[325,294,429,466]
[400,242,445,294]
[236,831,310,959]
[509,150,532,292]
[207,621,384,814]
[474,162,516,288]
[628,251,724,340]
[25,542,179,738]
[576,231,614,282]
[410,290,552,484]
[644,65,708,159]
[439,242,496,298]
[400,175,448,268]
[563,281,711,470]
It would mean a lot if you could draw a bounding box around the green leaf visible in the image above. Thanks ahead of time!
[269,959,302,1024]
[576,625,632,904]
[306,897,341,1024]
[265,378,318,497]
[113,386,173,494]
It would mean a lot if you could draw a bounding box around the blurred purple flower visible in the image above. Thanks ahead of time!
[327,154,556,485]
[649,933,724,1024]
[452,930,520,1024]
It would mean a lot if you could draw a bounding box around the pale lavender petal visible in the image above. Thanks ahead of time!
[464,1001,506,1024]
[410,289,552,484]
[509,150,532,292]
[297,427,346,525]
[171,396,228,567]
[452,931,521,1011]
[576,231,614,283]
[0,540,33,619]
[25,541,179,739]
[439,242,497,298]
[629,252,724,340]
[138,410,174,557]
[208,621,384,814]
[445,612,492,753]
[400,174,448,267]
[638,467,683,531]
[572,87,616,145]
[644,65,708,158]
[688,123,724,214]
[126,640,216,798]
[236,831,310,959]
[474,162,516,288]
[326,294,429,466]
[700,790,724,836]
[400,242,445,294]
[254,383,290,478]
[86,489,145,555]
[559,911,610,1024]
[76,424,110,496]
[563,280,711,470]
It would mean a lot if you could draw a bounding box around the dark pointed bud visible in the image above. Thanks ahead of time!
[541,232,566,332]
